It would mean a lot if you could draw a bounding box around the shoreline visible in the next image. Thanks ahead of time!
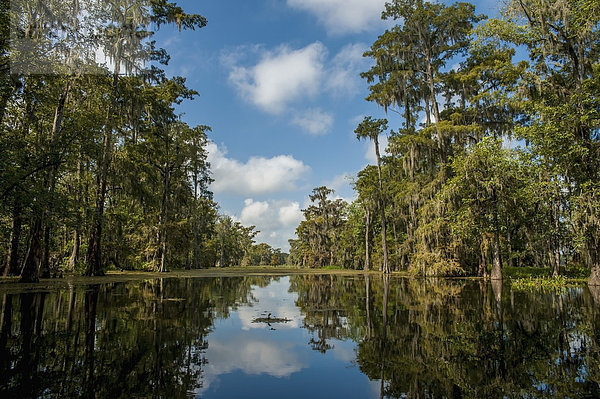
[0,266,588,292]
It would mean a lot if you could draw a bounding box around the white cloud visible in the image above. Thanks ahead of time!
[207,142,310,196]
[287,0,388,35]
[292,108,334,135]
[224,43,369,121]
[228,42,327,114]
[240,199,304,251]
[241,199,271,226]
[279,202,303,226]
[206,337,304,378]
[326,43,370,96]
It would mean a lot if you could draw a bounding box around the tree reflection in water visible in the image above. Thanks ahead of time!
[0,274,599,398]
[290,274,600,398]
[0,276,270,398]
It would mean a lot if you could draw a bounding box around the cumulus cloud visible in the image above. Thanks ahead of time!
[228,42,327,114]
[240,199,304,250]
[206,337,304,378]
[224,42,369,122]
[207,142,310,195]
[287,0,388,35]
[326,43,370,96]
[278,202,303,226]
[292,108,334,135]
[241,199,275,229]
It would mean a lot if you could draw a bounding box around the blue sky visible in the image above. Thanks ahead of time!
[155,0,500,251]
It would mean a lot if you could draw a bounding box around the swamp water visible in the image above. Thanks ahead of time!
[1,274,599,398]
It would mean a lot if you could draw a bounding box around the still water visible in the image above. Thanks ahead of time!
[1,274,599,398]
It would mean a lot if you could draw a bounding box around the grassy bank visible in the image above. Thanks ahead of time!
[0,266,381,291]
[504,265,589,291]
[0,264,590,292]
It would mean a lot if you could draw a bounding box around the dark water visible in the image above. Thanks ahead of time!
[1,274,599,398]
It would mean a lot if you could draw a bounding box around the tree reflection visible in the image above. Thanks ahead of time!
[1,275,599,398]
[83,286,98,399]
[291,274,363,353]
[290,274,600,398]
[0,276,271,398]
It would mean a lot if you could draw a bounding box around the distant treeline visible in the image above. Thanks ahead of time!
[289,0,600,285]
[0,1,285,282]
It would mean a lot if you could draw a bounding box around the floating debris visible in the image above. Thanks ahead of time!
[252,312,291,324]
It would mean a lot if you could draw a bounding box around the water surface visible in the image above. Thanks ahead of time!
[1,274,599,398]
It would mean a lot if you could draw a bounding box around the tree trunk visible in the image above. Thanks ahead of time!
[552,201,561,277]
[478,244,489,279]
[373,136,389,274]
[191,171,200,270]
[425,51,445,163]
[491,191,502,281]
[0,294,12,374]
[0,69,19,127]
[191,221,198,270]
[87,170,107,276]
[404,82,411,131]
[159,168,169,273]
[87,65,119,276]
[220,235,225,268]
[159,233,167,273]
[491,229,502,281]
[20,218,43,283]
[4,198,23,277]
[506,223,514,268]
[589,284,600,304]
[68,230,80,272]
[552,245,561,277]
[589,264,600,287]
[87,95,115,275]
[68,156,82,272]
[40,80,71,279]
[41,224,51,279]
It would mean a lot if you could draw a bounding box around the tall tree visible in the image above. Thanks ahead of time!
[356,117,390,273]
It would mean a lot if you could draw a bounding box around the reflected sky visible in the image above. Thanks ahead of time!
[197,277,377,398]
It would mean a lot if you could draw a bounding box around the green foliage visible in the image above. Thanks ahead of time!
[0,1,281,278]
[503,266,551,279]
[290,0,600,283]
[510,275,569,291]
[289,186,349,268]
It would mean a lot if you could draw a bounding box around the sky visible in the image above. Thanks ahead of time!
[154,0,501,252]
